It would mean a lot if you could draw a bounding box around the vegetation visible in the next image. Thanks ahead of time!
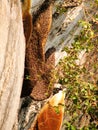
[20,0,98,129]
[56,1,98,129]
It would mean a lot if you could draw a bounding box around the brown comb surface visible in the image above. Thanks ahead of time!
[23,13,32,43]
[30,47,55,100]
[22,2,55,100]
[32,4,52,61]
[38,104,63,130]
[29,91,65,130]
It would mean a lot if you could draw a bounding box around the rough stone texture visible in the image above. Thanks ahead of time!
[0,0,25,130]
[45,2,84,65]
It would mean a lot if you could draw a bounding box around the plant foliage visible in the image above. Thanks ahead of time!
[56,1,98,129]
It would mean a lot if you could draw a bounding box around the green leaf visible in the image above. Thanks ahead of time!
[70,125,76,130]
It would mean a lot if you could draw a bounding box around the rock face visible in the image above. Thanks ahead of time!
[46,1,84,65]
[0,0,25,130]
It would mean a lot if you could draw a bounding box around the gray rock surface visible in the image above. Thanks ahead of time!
[45,2,84,65]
